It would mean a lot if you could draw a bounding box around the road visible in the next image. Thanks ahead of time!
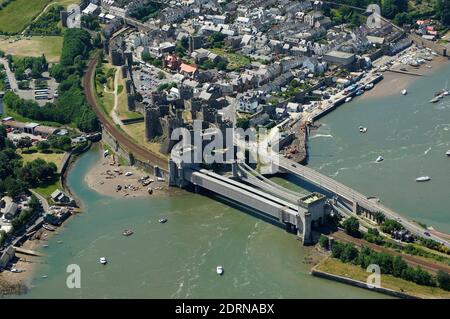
[277,157,450,248]
[83,53,168,170]
[0,57,18,91]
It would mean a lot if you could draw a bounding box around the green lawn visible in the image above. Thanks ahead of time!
[20,150,65,166]
[316,257,450,299]
[0,0,52,33]
[32,174,61,199]
[209,48,251,71]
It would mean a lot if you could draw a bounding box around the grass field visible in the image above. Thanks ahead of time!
[316,257,450,299]
[0,0,52,33]
[120,122,168,160]
[20,150,65,166]
[210,48,251,71]
[116,74,143,120]
[0,35,63,62]
[32,174,61,199]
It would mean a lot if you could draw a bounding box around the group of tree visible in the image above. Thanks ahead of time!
[26,5,64,36]
[81,15,100,31]
[0,126,57,199]
[141,51,163,67]
[128,1,163,22]
[4,29,100,133]
[330,240,444,289]
[207,32,227,49]
[435,0,450,26]
[8,54,48,80]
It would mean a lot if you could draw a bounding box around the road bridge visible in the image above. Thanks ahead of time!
[273,156,450,248]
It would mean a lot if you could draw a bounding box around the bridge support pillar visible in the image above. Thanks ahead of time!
[352,201,359,214]
[298,213,312,245]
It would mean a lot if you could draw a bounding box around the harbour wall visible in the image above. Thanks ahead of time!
[101,126,168,178]
[311,267,418,299]
[408,34,448,57]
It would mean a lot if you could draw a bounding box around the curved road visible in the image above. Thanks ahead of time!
[83,54,168,170]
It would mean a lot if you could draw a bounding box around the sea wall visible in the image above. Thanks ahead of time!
[101,126,168,178]
[311,267,418,299]
[408,34,448,56]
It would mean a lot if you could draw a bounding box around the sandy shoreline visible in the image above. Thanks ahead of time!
[84,149,182,199]
[363,55,449,99]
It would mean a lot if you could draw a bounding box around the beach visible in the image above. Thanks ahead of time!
[84,149,179,199]
[363,50,449,99]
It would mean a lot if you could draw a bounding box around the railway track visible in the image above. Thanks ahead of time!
[83,53,168,170]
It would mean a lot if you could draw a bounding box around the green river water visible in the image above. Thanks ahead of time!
[20,62,450,299]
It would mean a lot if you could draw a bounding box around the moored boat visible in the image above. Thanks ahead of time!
[99,257,107,265]
[43,224,56,231]
[122,229,134,236]
[158,218,168,224]
[446,150,450,156]
[401,89,407,95]
[345,97,352,103]
[216,266,224,275]
[375,156,384,163]
[416,176,431,182]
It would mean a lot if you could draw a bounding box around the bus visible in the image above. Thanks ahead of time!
[35,94,49,100]
[34,89,49,95]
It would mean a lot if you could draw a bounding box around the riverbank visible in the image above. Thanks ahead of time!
[84,148,178,199]
[363,54,449,99]
[312,257,450,299]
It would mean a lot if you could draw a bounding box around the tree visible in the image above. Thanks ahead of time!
[392,256,408,277]
[37,140,50,151]
[435,0,450,26]
[318,235,329,249]
[381,219,404,234]
[342,217,360,237]
[437,270,450,291]
[340,243,359,263]
[16,136,32,149]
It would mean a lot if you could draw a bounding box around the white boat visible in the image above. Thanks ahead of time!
[401,89,407,95]
[345,97,352,103]
[99,257,107,265]
[216,266,224,275]
[446,150,450,156]
[364,83,374,90]
[359,126,367,133]
[375,156,384,163]
[124,172,133,176]
[158,218,167,223]
[416,176,431,182]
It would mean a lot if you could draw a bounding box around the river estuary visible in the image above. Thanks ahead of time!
[20,62,450,299]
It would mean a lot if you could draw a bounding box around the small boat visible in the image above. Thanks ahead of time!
[430,96,442,103]
[446,150,450,156]
[124,171,133,176]
[359,126,367,133]
[355,89,364,96]
[375,156,384,163]
[416,176,431,182]
[99,257,107,265]
[401,89,407,95]
[42,224,56,231]
[158,218,167,224]
[345,97,352,103]
[364,83,374,90]
[216,266,224,275]
[122,229,133,236]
